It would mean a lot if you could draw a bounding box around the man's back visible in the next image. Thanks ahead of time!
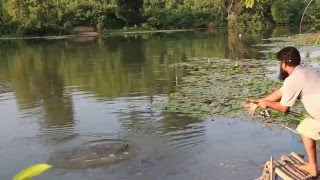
[299,67,320,119]
[282,66,320,119]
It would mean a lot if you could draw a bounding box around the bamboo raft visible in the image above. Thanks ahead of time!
[258,152,318,180]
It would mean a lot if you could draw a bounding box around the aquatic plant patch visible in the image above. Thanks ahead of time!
[154,57,306,124]
[258,33,320,48]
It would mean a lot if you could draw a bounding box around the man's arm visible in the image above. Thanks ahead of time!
[262,89,282,102]
[261,88,289,112]
[246,88,289,113]
[248,89,282,103]
[258,88,290,112]
[258,100,289,113]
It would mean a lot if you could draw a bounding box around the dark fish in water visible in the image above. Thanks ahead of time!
[48,141,131,169]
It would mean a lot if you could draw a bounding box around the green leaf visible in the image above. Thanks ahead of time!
[245,0,255,8]
[13,164,52,180]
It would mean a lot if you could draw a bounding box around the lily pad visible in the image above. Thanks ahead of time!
[154,57,306,124]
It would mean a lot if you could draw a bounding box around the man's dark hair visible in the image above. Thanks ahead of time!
[276,46,301,66]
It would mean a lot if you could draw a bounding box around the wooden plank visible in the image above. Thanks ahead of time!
[288,156,311,178]
[259,152,315,180]
[287,155,303,165]
[270,156,274,180]
[278,161,301,180]
[282,155,310,177]
[274,161,297,180]
[287,160,310,178]
[291,152,307,164]
[286,163,313,180]
[290,152,314,179]
[279,160,306,179]
[273,162,296,180]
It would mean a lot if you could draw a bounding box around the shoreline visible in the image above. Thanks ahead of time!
[259,32,320,47]
[0,28,202,40]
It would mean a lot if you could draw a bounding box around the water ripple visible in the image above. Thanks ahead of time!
[165,123,205,151]
[0,92,15,102]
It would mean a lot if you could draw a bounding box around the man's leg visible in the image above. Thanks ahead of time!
[297,134,318,176]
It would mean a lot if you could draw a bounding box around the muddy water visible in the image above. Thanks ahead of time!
[0,28,317,179]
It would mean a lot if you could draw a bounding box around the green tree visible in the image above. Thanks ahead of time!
[0,0,14,35]
[0,0,319,36]
[55,0,124,30]
[115,0,143,25]
[271,0,304,25]
[5,0,60,35]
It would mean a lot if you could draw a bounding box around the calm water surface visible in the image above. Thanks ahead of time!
[0,28,314,179]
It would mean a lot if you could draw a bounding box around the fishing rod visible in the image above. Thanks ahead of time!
[259,109,300,135]
[259,108,301,118]
[281,124,300,134]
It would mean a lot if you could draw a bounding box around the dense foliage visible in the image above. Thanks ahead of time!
[0,0,14,35]
[0,0,319,36]
[116,0,143,26]
[271,0,305,24]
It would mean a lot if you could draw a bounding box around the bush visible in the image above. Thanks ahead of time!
[271,0,305,25]
[103,8,126,29]
[0,0,319,36]
[116,0,144,26]
[146,17,160,28]
[305,0,320,23]
[4,0,68,35]
[0,1,15,35]
[5,0,62,35]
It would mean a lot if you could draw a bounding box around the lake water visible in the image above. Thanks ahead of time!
[0,28,315,179]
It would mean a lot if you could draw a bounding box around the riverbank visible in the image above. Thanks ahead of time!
[108,28,199,35]
[0,28,200,40]
[288,32,320,46]
[260,32,320,47]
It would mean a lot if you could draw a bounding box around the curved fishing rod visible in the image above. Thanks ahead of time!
[300,0,315,34]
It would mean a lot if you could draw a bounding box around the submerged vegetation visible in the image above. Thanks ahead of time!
[287,33,320,46]
[0,0,320,36]
[264,32,320,47]
[154,57,307,124]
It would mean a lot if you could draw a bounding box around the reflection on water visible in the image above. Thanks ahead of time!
[0,28,309,179]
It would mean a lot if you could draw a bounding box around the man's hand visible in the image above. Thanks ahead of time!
[247,98,289,113]
[246,99,259,104]
[247,99,267,109]
[245,101,259,115]
[245,88,286,115]
[245,98,269,115]
[257,100,267,109]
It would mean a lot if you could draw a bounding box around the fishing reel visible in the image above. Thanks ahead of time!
[245,101,270,118]
[259,109,270,118]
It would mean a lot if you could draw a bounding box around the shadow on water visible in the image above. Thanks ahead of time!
[48,138,130,169]
[0,27,314,179]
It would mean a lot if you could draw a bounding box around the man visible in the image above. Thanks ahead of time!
[247,46,320,176]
